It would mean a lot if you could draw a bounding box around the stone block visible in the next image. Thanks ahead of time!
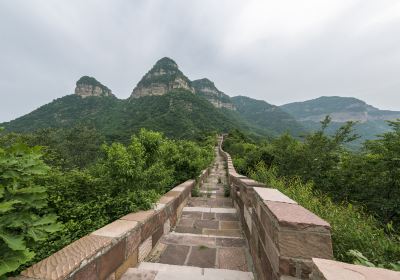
[159,244,190,265]
[278,230,333,259]
[114,251,138,279]
[98,240,126,280]
[311,258,400,280]
[152,226,164,247]
[73,261,98,280]
[21,235,112,280]
[138,236,152,262]
[91,220,139,239]
[253,187,297,204]
[280,256,314,279]
[217,247,249,271]
[163,218,171,234]
[120,210,155,223]
[187,246,217,268]
[265,201,330,232]
[125,227,141,258]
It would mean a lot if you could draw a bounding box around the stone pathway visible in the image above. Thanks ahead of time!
[122,146,254,279]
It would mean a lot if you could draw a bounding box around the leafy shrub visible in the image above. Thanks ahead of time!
[2,128,213,276]
[249,163,400,268]
[0,142,61,276]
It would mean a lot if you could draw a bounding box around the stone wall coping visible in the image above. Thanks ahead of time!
[253,187,297,204]
[311,258,400,280]
[266,201,331,230]
[92,220,139,239]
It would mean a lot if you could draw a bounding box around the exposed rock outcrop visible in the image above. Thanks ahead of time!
[130,57,194,98]
[192,78,235,110]
[75,76,114,98]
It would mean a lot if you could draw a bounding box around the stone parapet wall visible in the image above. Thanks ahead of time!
[310,258,400,280]
[218,136,333,279]
[219,136,400,280]
[16,167,211,280]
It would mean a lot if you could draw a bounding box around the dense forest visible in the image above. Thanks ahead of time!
[0,127,214,277]
[223,117,400,270]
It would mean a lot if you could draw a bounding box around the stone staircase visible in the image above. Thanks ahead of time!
[121,147,254,279]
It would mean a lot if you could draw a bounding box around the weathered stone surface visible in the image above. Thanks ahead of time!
[217,247,248,271]
[139,236,153,262]
[177,218,194,227]
[73,261,97,280]
[152,226,164,247]
[216,213,238,221]
[266,201,331,231]
[187,246,216,268]
[193,219,219,230]
[253,187,297,204]
[98,240,126,280]
[120,268,157,280]
[161,233,215,247]
[311,258,400,280]
[220,221,240,230]
[126,227,141,258]
[175,226,202,234]
[115,251,138,279]
[120,210,155,223]
[202,212,216,220]
[279,230,333,259]
[92,220,138,239]
[203,229,242,238]
[159,245,190,265]
[21,235,112,280]
[217,239,247,249]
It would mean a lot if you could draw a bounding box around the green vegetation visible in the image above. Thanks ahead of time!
[223,119,400,269]
[231,96,306,137]
[0,128,213,277]
[1,90,273,141]
[0,135,62,276]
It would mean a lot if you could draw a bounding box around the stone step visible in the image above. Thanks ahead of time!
[182,207,236,214]
[120,262,254,280]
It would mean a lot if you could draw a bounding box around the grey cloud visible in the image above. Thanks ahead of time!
[1,0,399,122]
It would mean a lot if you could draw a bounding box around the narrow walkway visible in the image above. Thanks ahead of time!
[122,146,254,279]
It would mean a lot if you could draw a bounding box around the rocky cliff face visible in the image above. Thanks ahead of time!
[75,76,113,98]
[130,57,194,98]
[192,78,235,110]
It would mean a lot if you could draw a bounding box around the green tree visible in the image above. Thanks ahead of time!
[0,139,61,277]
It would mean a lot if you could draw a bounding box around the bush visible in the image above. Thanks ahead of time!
[249,163,400,269]
[0,142,61,276]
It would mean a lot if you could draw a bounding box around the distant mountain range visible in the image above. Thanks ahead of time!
[1,57,399,144]
[1,57,304,140]
[281,96,400,144]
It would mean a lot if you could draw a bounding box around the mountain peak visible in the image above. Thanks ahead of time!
[130,57,194,98]
[192,78,235,110]
[154,57,178,69]
[75,76,113,98]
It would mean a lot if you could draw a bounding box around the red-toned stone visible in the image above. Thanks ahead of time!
[265,201,331,231]
[311,258,400,280]
[125,227,141,258]
[120,210,155,223]
[279,230,333,259]
[98,239,126,280]
[73,260,98,280]
[21,235,112,280]
[152,226,164,247]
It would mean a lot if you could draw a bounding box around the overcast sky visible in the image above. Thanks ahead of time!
[1,0,400,122]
